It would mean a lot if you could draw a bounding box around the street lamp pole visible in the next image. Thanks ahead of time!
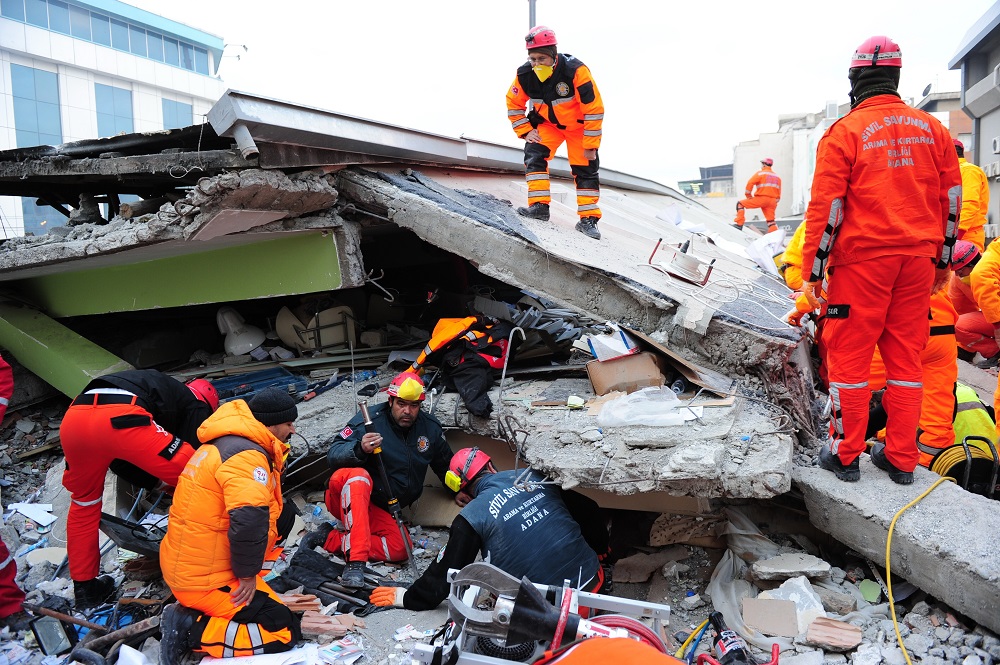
[528,0,536,28]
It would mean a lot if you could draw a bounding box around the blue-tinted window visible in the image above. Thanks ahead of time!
[162,98,192,130]
[147,31,163,61]
[48,0,69,33]
[90,12,110,45]
[0,0,25,21]
[24,0,45,27]
[69,4,89,39]
[95,83,133,137]
[129,24,146,56]
[110,17,128,51]
[194,47,209,75]
[163,37,178,66]
[179,42,194,71]
[11,64,63,235]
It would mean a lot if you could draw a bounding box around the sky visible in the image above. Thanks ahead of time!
[126,0,996,189]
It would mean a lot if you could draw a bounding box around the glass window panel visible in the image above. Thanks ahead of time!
[13,101,38,132]
[33,69,58,104]
[91,12,110,45]
[39,132,61,145]
[69,4,89,39]
[94,83,113,113]
[163,37,178,66]
[113,86,131,118]
[162,99,192,130]
[147,31,163,61]
[10,64,34,100]
[96,111,113,137]
[48,0,69,34]
[179,42,194,71]
[115,113,132,134]
[24,0,45,27]
[0,0,25,22]
[129,24,146,56]
[36,102,60,135]
[15,129,39,147]
[110,17,128,51]
[194,48,209,75]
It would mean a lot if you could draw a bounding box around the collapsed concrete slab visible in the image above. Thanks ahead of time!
[795,461,1000,634]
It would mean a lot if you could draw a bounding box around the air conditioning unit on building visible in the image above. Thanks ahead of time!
[965,64,1000,118]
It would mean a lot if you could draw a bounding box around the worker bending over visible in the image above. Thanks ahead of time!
[734,158,781,232]
[60,369,217,607]
[369,448,606,611]
[319,372,456,588]
[159,387,301,662]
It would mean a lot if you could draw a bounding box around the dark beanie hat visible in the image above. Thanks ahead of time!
[529,46,557,61]
[848,65,900,108]
[248,387,298,426]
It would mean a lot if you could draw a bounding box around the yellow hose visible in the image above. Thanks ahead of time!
[674,618,709,659]
[886,476,955,665]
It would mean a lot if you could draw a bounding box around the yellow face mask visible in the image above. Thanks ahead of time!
[533,64,553,82]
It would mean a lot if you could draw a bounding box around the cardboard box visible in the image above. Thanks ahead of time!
[586,351,665,395]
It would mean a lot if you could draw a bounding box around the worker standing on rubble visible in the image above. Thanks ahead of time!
[734,158,782,232]
[316,372,456,589]
[507,26,606,241]
[955,139,989,252]
[802,35,961,485]
[0,355,28,631]
[368,448,605,611]
[59,369,218,608]
[158,387,301,662]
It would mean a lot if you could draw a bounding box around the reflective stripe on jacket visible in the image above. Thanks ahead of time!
[744,166,781,199]
[160,400,288,592]
[801,95,962,282]
[506,54,604,150]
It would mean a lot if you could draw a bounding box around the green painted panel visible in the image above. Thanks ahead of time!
[15,231,341,318]
[0,302,131,397]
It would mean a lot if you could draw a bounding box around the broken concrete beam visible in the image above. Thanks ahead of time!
[795,460,1000,634]
[803,616,863,652]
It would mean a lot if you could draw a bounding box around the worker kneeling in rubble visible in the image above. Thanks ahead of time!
[158,387,301,662]
[316,372,457,589]
[369,448,606,611]
[60,369,218,608]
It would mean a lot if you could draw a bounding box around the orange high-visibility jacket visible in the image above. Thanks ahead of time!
[744,165,781,199]
[506,54,604,150]
[970,239,1000,325]
[801,95,962,282]
[958,157,989,251]
[160,400,288,593]
[948,273,979,316]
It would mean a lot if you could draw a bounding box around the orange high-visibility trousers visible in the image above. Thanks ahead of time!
[955,310,999,357]
[734,195,778,228]
[824,256,933,473]
[323,468,411,563]
[870,332,958,468]
[523,123,601,220]
[174,577,299,658]
[60,398,197,581]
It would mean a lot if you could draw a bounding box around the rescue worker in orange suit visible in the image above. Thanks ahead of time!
[802,36,962,485]
[317,372,456,589]
[968,235,1000,436]
[369,449,608,611]
[0,355,28,631]
[507,26,605,240]
[949,241,990,361]
[59,370,218,608]
[866,287,958,468]
[734,158,781,232]
[159,387,301,662]
[955,139,989,252]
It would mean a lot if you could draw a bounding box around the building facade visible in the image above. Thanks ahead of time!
[0,0,225,236]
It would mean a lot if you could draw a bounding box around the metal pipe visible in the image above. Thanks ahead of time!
[231,122,259,159]
[81,616,160,653]
[23,604,108,633]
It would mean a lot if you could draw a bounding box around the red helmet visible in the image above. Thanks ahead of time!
[850,36,902,68]
[953,138,965,151]
[525,26,557,50]
[445,447,492,492]
[951,240,980,271]
[186,378,219,411]
[761,158,773,166]
[387,371,425,402]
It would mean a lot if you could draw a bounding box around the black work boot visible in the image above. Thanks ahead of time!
[818,446,860,482]
[733,223,744,231]
[516,202,550,221]
[340,561,366,589]
[575,216,601,240]
[870,443,914,485]
[299,521,336,552]
[73,575,116,609]
[159,603,202,665]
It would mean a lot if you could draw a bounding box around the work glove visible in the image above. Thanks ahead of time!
[370,586,406,608]
[931,267,951,294]
[802,281,821,309]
